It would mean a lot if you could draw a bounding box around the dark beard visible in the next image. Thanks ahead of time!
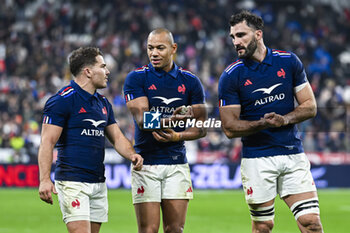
[237,38,257,59]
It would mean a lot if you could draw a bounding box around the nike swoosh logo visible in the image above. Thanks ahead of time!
[252,83,282,94]
[83,119,106,128]
[152,96,182,105]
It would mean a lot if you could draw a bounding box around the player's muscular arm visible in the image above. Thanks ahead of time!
[126,96,172,130]
[220,105,268,138]
[283,83,317,125]
[152,103,207,142]
[105,124,143,170]
[256,83,316,128]
[126,96,196,131]
[38,124,62,204]
[126,96,150,130]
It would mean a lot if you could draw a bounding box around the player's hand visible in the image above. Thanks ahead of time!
[170,105,194,121]
[263,112,286,127]
[130,153,143,171]
[152,129,182,142]
[39,179,57,205]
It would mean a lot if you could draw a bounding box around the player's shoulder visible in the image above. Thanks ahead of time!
[271,49,302,67]
[271,49,293,58]
[48,84,76,104]
[125,65,149,84]
[129,65,150,76]
[220,59,244,81]
[44,85,76,111]
[223,59,244,75]
[178,66,199,80]
[58,84,76,99]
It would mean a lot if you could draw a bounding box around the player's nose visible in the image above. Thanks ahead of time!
[234,40,241,48]
[151,49,160,56]
[106,68,110,75]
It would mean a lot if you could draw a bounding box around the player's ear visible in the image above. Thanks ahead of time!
[255,29,263,40]
[83,67,92,78]
[172,43,177,54]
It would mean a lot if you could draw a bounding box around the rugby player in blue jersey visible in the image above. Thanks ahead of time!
[219,11,323,233]
[124,28,207,233]
[38,47,143,233]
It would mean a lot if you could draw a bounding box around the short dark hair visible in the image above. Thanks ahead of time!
[69,47,103,76]
[229,10,264,31]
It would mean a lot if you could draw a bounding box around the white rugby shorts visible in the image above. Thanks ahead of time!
[55,181,108,224]
[241,153,317,204]
[131,164,193,204]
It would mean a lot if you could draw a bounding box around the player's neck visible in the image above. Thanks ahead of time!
[74,77,96,95]
[251,44,267,63]
[162,60,174,73]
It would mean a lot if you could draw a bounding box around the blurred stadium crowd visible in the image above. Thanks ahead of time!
[0,0,349,163]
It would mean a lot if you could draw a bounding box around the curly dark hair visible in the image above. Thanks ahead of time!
[69,47,103,76]
[229,10,264,31]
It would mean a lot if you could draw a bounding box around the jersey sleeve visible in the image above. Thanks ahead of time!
[123,71,146,102]
[291,52,308,92]
[190,75,205,105]
[105,98,117,126]
[42,95,69,127]
[218,71,240,107]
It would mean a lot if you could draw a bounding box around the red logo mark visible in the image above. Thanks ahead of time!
[78,107,87,113]
[247,187,253,196]
[186,187,193,193]
[244,79,252,86]
[137,186,145,195]
[277,68,286,78]
[102,107,107,115]
[178,84,186,94]
[72,199,80,208]
[148,84,157,90]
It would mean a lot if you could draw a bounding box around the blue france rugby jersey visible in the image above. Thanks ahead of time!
[43,80,116,182]
[124,63,205,165]
[218,48,308,158]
